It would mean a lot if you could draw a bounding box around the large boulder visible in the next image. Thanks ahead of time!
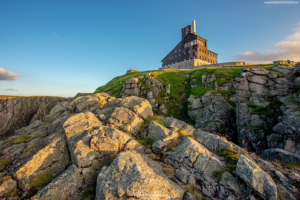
[96,96,153,136]
[167,137,211,167]
[31,165,85,200]
[63,112,103,168]
[68,95,100,113]
[194,129,245,153]
[15,133,70,192]
[49,101,70,116]
[96,151,185,200]
[119,96,153,120]
[148,121,172,141]
[236,155,277,200]
[260,148,300,163]
[164,117,195,133]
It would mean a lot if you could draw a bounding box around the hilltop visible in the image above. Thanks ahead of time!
[0,62,299,200]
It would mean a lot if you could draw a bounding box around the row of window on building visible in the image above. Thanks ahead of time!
[169,51,217,60]
[184,39,205,48]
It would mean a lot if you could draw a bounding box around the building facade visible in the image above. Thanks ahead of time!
[161,20,218,69]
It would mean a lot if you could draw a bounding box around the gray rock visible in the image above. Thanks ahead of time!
[247,75,268,85]
[175,167,190,184]
[69,95,101,112]
[148,121,171,141]
[194,129,245,153]
[241,67,269,75]
[31,165,85,200]
[167,137,211,167]
[236,155,277,200]
[267,134,284,149]
[276,183,296,200]
[95,151,185,200]
[260,148,300,163]
[15,133,70,192]
[220,172,243,195]
[119,96,153,120]
[294,77,300,86]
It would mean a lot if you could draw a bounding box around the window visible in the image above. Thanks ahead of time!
[179,54,181,56]
[175,55,177,57]
[184,59,186,61]
[184,52,186,55]
[179,49,181,52]
[175,51,177,53]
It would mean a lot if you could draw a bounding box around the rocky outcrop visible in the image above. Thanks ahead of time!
[121,76,170,114]
[188,93,236,141]
[0,93,153,199]
[2,64,300,200]
[0,96,69,137]
[236,66,299,152]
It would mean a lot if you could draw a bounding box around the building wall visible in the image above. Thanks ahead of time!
[163,59,211,69]
[161,61,252,70]
[162,33,218,67]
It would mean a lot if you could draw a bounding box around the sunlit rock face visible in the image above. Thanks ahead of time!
[1,64,300,200]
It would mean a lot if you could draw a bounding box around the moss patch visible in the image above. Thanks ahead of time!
[185,185,203,199]
[217,147,245,164]
[213,165,237,181]
[138,137,155,146]
[150,115,166,127]
[248,100,282,119]
[31,173,52,188]
[165,166,175,176]
[0,159,10,172]
[13,135,30,144]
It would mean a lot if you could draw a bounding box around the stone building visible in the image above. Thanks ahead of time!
[161,20,218,69]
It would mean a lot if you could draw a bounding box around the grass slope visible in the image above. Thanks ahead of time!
[94,63,281,124]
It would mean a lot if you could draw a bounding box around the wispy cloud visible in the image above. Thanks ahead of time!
[5,88,18,92]
[234,22,300,64]
[52,32,60,38]
[0,68,19,81]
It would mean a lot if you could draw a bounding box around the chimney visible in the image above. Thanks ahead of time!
[192,20,196,35]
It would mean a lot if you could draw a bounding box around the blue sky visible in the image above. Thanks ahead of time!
[0,0,300,97]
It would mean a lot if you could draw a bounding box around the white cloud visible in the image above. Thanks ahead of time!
[0,68,18,81]
[52,32,60,38]
[5,88,18,92]
[234,22,300,64]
